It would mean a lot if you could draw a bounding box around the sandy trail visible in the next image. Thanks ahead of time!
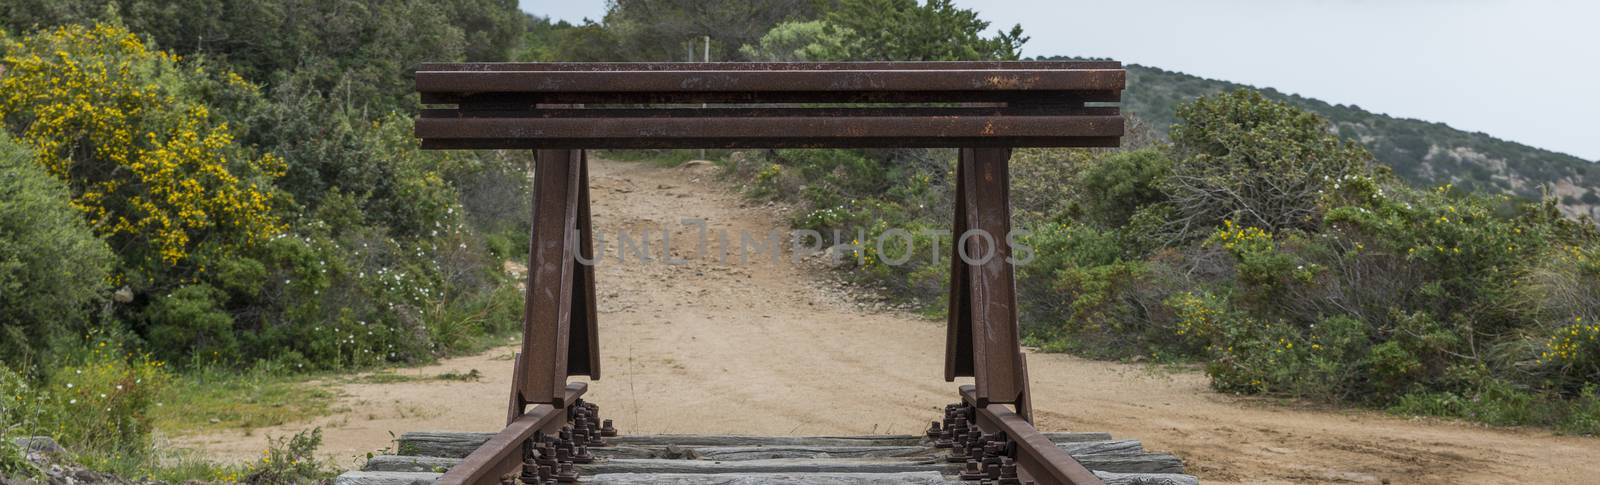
[178,158,1600,484]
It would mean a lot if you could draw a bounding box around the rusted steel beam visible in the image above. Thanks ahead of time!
[423,106,1120,118]
[440,382,587,485]
[946,152,974,381]
[507,352,525,425]
[423,90,1120,106]
[945,148,1028,406]
[960,385,1104,485]
[521,149,594,407]
[422,136,1120,150]
[568,152,600,379]
[418,61,1121,72]
[416,115,1124,150]
[417,68,1123,94]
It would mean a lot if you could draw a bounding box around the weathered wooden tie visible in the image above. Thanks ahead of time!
[336,430,1194,484]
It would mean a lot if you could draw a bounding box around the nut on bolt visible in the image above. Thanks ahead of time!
[959,461,986,481]
[555,461,580,483]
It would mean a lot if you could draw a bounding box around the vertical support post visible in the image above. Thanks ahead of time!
[507,352,525,425]
[517,149,599,409]
[569,152,601,379]
[944,147,1029,408]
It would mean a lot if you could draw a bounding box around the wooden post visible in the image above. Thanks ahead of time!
[945,147,1029,408]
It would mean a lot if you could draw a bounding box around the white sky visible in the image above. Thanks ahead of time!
[520,0,1600,161]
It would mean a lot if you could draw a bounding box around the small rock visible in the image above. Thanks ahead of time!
[13,436,63,455]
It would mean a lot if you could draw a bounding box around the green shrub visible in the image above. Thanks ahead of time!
[0,132,113,371]
[0,367,45,479]
[0,346,170,463]
[241,428,334,484]
[1161,89,1370,241]
[1073,148,1172,228]
[142,285,239,365]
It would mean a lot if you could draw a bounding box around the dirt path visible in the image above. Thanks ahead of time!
[178,158,1600,483]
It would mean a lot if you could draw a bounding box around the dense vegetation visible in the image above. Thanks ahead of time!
[1114,63,1600,219]
[527,0,1600,434]
[0,0,535,479]
[1,0,1597,480]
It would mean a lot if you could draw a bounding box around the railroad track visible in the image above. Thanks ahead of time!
[378,60,1195,484]
[334,388,1196,485]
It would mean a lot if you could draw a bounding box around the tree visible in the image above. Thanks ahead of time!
[1075,148,1173,229]
[598,0,824,61]
[1159,89,1370,240]
[0,23,284,275]
[817,0,1027,61]
[0,0,529,112]
[0,132,113,370]
[738,20,847,62]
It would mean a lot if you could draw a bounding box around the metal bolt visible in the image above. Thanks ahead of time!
[946,441,970,463]
[570,445,594,464]
[600,418,619,438]
[959,460,986,481]
[555,461,580,483]
[999,457,1020,485]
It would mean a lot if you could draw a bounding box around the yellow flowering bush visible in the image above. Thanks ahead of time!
[1212,219,1273,255]
[0,23,283,268]
[1541,317,1600,365]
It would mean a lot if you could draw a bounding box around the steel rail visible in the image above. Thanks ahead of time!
[417,61,1122,72]
[422,90,1120,106]
[415,114,1124,149]
[960,385,1105,485]
[436,382,587,485]
[421,106,1121,118]
[416,69,1124,94]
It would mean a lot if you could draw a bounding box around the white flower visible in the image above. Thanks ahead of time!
[69,399,77,405]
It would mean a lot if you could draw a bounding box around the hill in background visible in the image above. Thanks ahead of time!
[1066,57,1600,219]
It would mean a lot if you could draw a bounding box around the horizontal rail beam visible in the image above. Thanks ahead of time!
[437,382,587,485]
[418,61,1122,72]
[960,385,1104,485]
[416,114,1124,149]
[421,90,1121,106]
[417,69,1124,94]
[423,107,1120,119]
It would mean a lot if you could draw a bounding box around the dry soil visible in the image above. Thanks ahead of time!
[175,158,1600,484]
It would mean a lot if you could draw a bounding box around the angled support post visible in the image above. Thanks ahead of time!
[945,147,1030,412]
[514,149,600,411]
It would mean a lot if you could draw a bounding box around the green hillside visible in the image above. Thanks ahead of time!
[1092,60,1600,219]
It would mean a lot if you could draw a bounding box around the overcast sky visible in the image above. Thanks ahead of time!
[520,0,1599,161]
